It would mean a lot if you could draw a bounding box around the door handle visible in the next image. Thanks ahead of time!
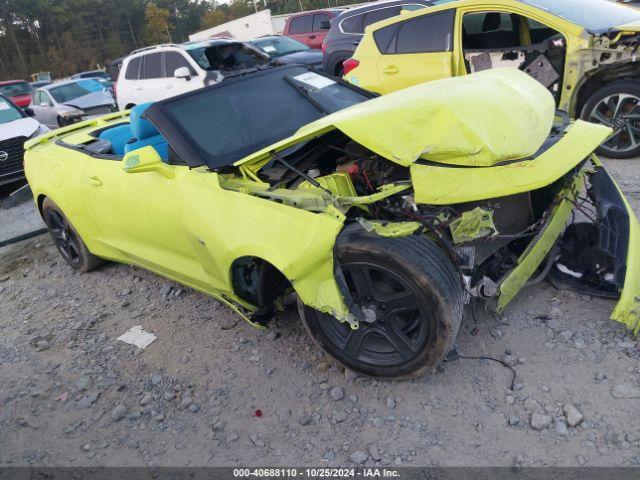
[309,34,316,39]
[88,176,103,187]
[383,66,399,75]
[352,40,361,46]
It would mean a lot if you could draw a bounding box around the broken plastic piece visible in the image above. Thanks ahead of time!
[450,207,498,244]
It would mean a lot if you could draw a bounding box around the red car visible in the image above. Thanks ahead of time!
[0,80,33,108]
[282,9,344,50]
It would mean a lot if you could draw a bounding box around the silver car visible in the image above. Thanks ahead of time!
[28,80,116,130]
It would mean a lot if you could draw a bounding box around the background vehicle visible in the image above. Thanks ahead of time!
[322,0,433,76]
[71,69,114,93]
[30,80,116,129]
[249,35,323,69]
[0,80,33,108]
[116,41,270,110]
[282,9,344,49]
[30,80,52,89]
[344,0,640,158]
[0,95,48,186]
[24,66,640,377]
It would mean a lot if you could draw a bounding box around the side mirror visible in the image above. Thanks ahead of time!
[174,66,191,80]
[319,20,331,29]
[25,107,35,117]
[122,146,175,179]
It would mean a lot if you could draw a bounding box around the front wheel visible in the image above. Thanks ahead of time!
[581,80,640,159]
[299,225,463,378]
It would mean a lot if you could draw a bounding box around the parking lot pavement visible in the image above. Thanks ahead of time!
[0,159,639,467]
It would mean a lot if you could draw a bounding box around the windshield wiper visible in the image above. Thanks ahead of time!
[283,75,329,115]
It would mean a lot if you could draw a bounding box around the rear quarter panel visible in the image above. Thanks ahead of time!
[24,141,101,253]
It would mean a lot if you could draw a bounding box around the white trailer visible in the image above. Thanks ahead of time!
[189,9,275,42]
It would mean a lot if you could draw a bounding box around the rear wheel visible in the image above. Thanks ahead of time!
[581,80,640,159]
[42,197,103,272]
[299,225,463,378]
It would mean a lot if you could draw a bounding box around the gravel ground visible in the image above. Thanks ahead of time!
[0,159,639,468]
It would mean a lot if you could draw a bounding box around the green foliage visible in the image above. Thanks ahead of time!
[0,0,364,81]
[142,4,172,45]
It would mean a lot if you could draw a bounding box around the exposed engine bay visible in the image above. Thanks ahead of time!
[220,128,629,316]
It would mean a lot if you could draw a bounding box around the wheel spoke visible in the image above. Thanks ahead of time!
[626,122,640,149]
[344,265,375,303]
[604,129,623,150]
[379,322,417,359]
[379,291,419,316]
[590,109,612,126]
[343,327,367,358]
[66,239,80,260]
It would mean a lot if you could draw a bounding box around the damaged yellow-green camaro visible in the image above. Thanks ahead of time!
[24,65,640,377]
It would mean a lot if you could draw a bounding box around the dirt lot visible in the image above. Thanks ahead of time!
[1,158,639,468]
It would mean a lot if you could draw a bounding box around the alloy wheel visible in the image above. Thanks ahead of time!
[588,93,640,155]
[46,209,82,266]
[316,262,430,367]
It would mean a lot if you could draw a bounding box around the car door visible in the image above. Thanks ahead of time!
[288,14,314,46]
[458,9,568,104]
[375,10,455,94]
[310,13,332,49]
[35,91,58,129]
[136,52,165,104]
[162,51,199,98]
[81,147,212,287]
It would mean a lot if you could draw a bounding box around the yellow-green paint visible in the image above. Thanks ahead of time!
[356,219,423,238]
[450,207,497,244]
[238,69,555,170]
[496,170,586,312]
[410,120,612,205]
[344,0,640,116]
[23,68,640,333]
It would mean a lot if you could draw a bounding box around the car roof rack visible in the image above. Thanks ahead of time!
[130,44,182,55]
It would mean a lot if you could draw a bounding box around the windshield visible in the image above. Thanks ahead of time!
[185,43,268,71]
[77,79,107,92]
[0,97,24,124]
[49,82,92,103]
[251,37,310,58]
[158,66,370,168]
[522,0,640,33]
[0,81,32,97]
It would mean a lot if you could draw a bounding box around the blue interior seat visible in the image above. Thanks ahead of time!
[98,123,132,156]
[123,103,169,161]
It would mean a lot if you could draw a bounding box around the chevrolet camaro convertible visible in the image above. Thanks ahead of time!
[25,65,640,377]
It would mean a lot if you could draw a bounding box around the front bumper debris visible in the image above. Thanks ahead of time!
[494,164,640,333]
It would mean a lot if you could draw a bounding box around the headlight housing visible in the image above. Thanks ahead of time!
[60,109,85,118]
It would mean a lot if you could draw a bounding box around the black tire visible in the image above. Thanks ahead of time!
[581,80,640,159]
[42,197,103,272]
[299,225,463,378]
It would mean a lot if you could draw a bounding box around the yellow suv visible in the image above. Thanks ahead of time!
[343,0,640,158]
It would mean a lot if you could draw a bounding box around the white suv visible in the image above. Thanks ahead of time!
[116,40,271,110]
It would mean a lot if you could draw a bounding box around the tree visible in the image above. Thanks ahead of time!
[142,3,173,45]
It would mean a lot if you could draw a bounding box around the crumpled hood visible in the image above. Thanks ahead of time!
[238,68,555,169]
[64,91,114,110]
